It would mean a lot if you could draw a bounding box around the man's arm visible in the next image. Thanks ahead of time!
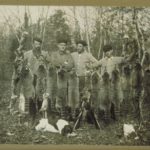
[88,53,98,63]
[85,53,99,69]
[125,51,137,63]
[91,59,103,69]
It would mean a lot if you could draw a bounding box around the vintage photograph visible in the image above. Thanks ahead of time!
[0,5,149,145]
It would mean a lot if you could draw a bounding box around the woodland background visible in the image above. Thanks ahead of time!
[0,7,150,81]
[0,6,149,144]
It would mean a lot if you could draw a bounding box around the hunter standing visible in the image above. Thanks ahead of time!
[70,40,98,119]
[50,39,74,119]
[23,37,48,116]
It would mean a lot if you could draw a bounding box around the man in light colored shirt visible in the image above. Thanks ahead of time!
[69,40,98,120]
[93,44,136,122]
[93,44,135,78]
[71,40,98,91]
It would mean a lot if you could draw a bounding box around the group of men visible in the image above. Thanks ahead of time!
[10,34,150,126]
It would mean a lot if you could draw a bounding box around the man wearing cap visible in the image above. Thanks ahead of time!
[69,40,98,119]
[93,44,137,78]
[72,40,97,90]
[93,44,136,121]
[49,39,74,119]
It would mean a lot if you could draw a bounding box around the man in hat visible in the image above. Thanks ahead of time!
[93,44,136,122]
[93,44,136,78]
[23,37,48,116]
[69,40,98,120]
[72,40,98,92]
[48,38,74,119]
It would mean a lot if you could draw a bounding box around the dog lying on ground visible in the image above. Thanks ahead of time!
[35,118,74,136]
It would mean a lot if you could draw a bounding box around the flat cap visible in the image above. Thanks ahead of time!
[33,37,42,43]
[57,38,68,44]
[76,40,87,46]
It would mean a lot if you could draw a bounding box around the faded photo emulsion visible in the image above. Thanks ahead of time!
[0,6,149,145]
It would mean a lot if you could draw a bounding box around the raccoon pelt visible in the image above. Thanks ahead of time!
[91,71,101,108]
[21,65,35,99]
[110,69,123,106]
[121,65,132,115]
[110,69,123,121]
[130,61,143,123]
[99,71,111,114]
[18,67,35,115]
[142,69,150,121]
[121,65,131,91]
[35,64,47,107]
[131,62,143,89]
[47,66,57,110]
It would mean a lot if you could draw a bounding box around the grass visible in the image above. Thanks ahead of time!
[0,81,149,145]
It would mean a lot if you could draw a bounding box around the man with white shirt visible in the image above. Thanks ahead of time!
[93,44,136,121]
[95,45,124,78]
[93,44,136,78]
[71,40,98,93]
[68,40,98,120]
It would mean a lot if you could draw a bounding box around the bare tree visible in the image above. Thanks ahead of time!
[84,7,91,53]
[97,7,103,59]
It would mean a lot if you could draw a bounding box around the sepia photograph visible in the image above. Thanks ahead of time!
[0,5,149,146]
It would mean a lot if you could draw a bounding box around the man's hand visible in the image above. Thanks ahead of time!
[11,94,18,100]
[69,68,77,76]
[91,62,100,69]
[49,63,55,70]
[57,67,67,76]
[61,61,69,69]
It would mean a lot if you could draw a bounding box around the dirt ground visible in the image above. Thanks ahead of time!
[0,81,149,145]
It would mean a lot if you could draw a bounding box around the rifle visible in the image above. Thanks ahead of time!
[73,100,85,131]
[73,99,101,131]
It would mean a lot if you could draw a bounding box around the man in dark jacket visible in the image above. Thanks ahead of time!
[49,39,74,119]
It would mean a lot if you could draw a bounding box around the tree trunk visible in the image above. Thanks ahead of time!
[84,7,91,53]
[41,6,49,50]
[98,7,103,59]
[133,8,145,61]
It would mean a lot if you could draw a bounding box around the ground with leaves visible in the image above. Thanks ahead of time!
[0,81,149,145]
